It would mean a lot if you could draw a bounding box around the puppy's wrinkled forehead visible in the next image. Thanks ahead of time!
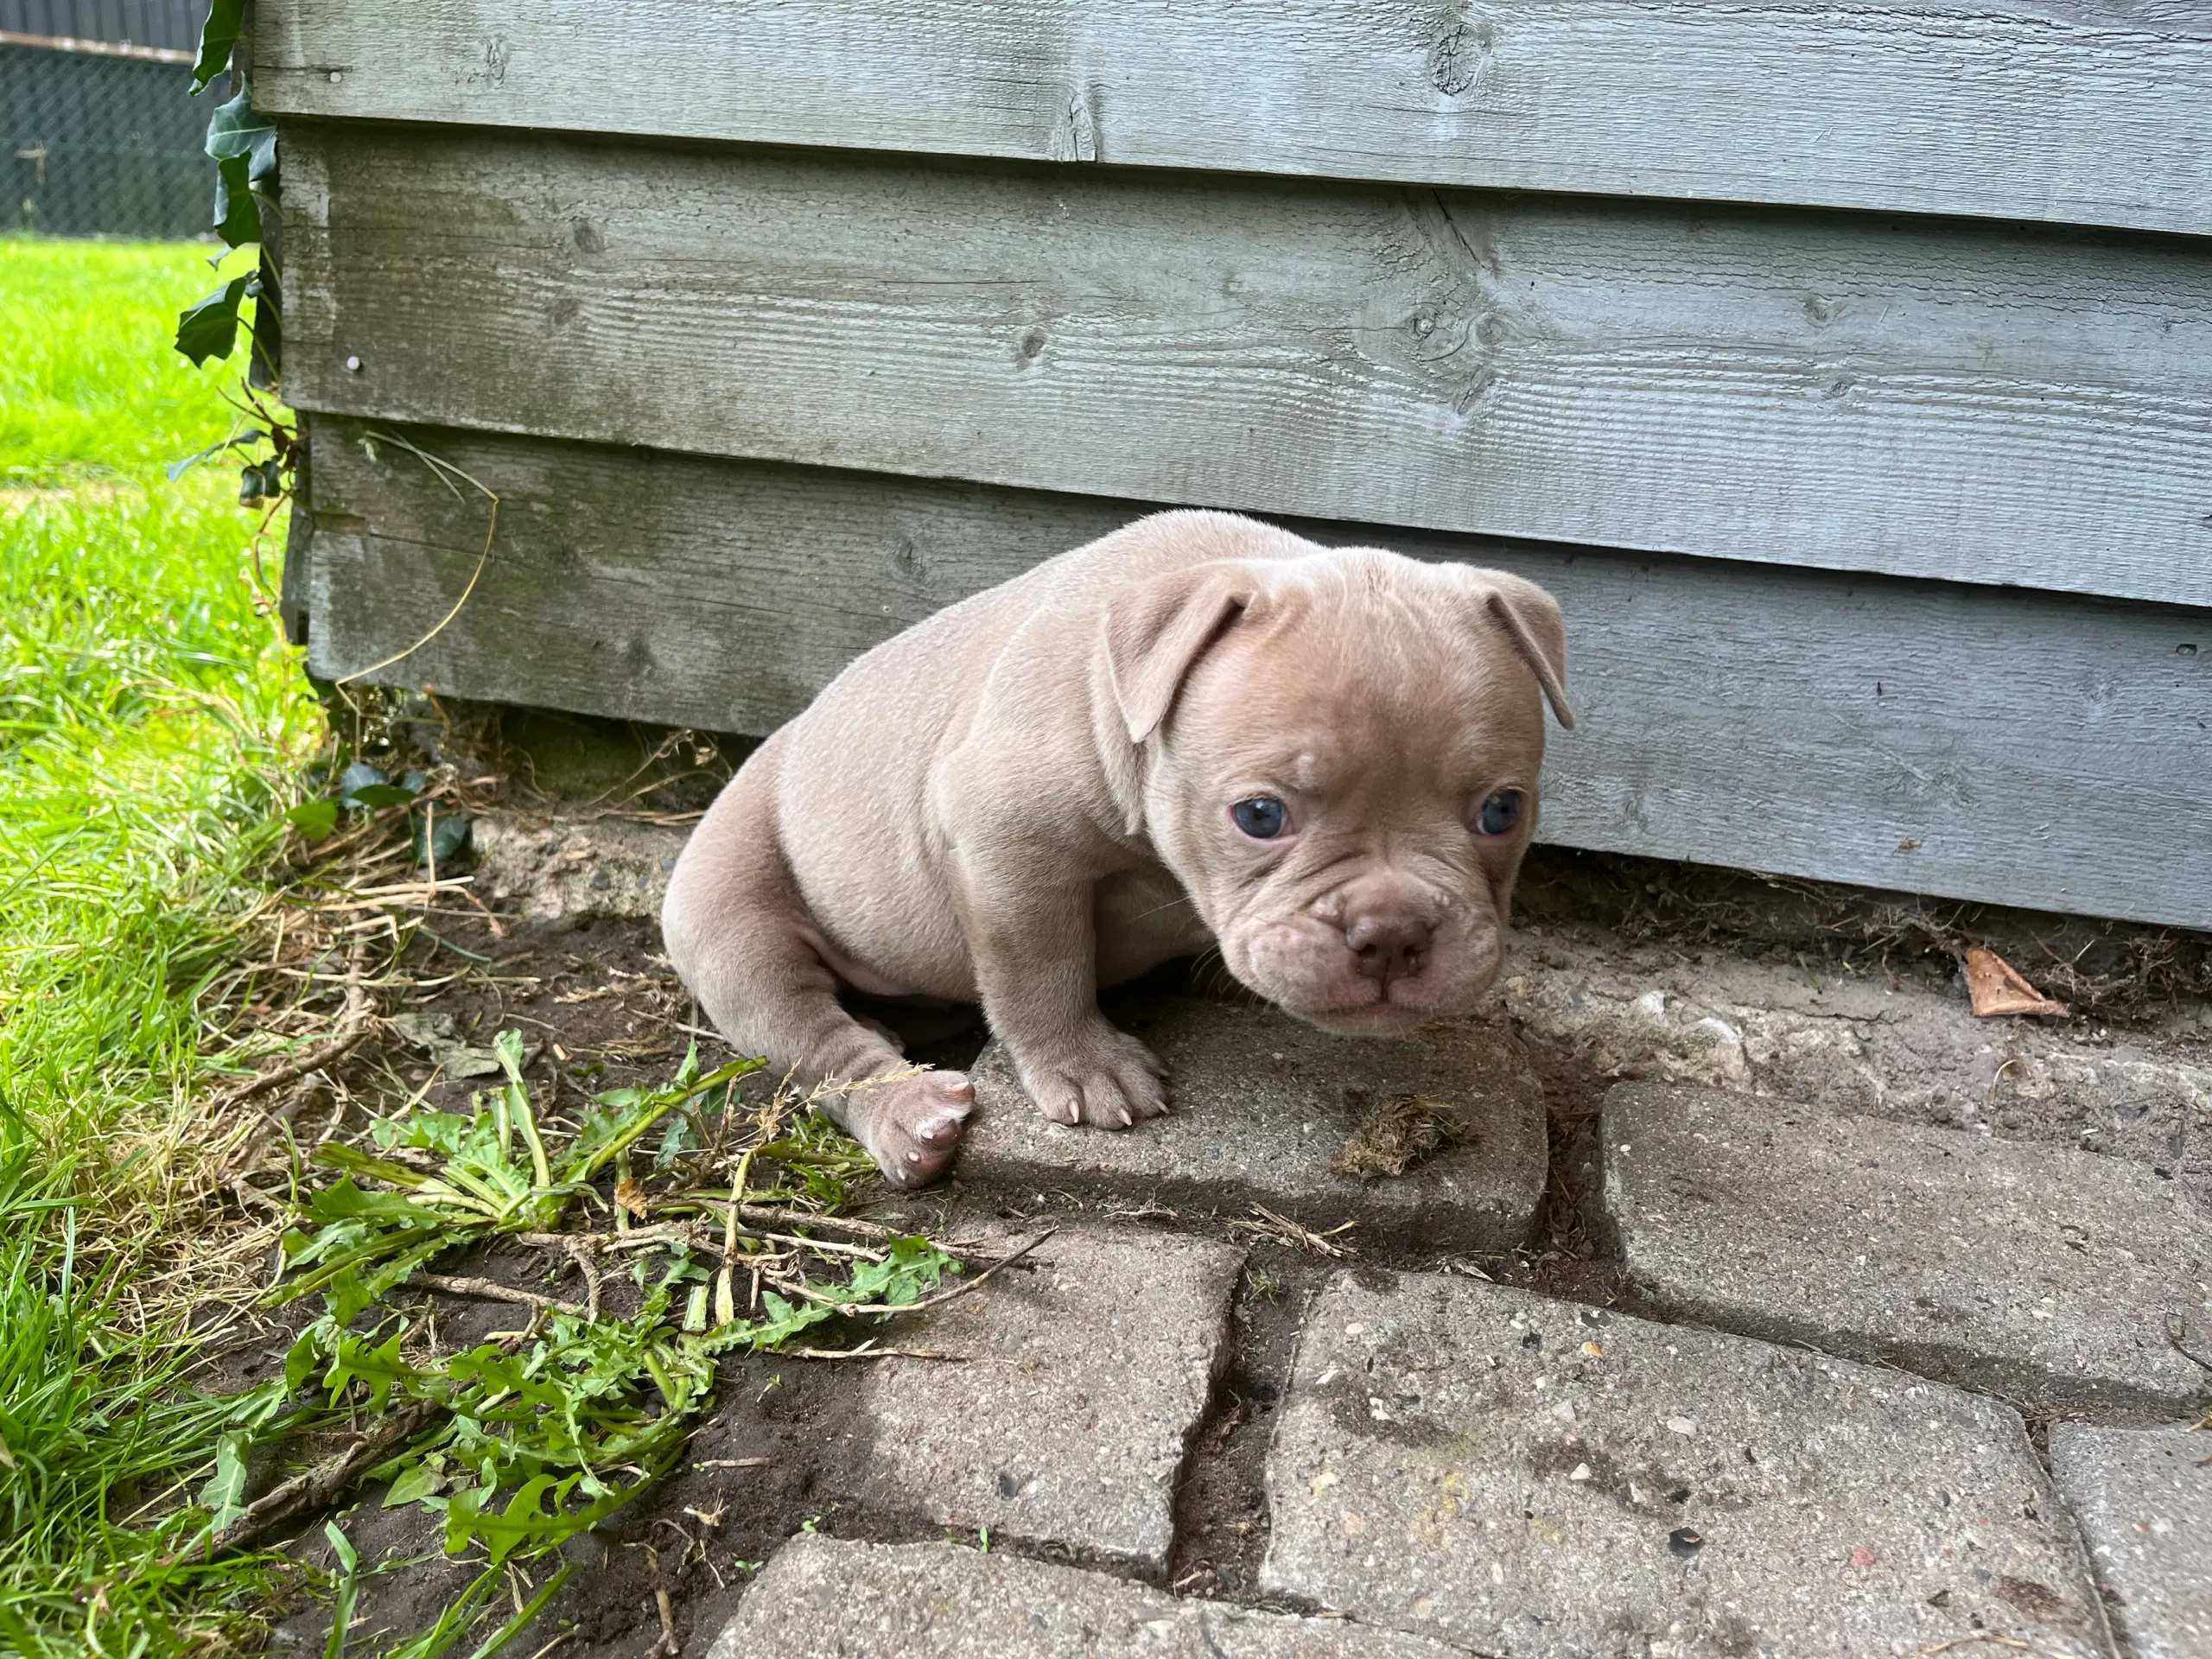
[1166,556,1549,785]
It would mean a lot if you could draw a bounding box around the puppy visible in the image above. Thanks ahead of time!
[662,510,1572,1186]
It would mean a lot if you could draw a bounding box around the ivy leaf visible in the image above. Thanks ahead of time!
[175,276,250,366]
[335,761,389,805]
[285,798,340,841]
[212,151,261,247]
[191,0,247,94]
[410,805,472,868]
[204,88,278,186]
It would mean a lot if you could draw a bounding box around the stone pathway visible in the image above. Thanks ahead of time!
[735,1020,2208,1657]
[2050,1426,2212,1657]
[842,1223,1243,1573]
[712,1535,1465,1658]
[1605,1082,2212,1418]
[963,995,1549,1253]
[464,810,2212,1656]
[1262,1273,2108,1656]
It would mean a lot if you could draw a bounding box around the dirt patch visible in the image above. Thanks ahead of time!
[1515,842,2212,1026]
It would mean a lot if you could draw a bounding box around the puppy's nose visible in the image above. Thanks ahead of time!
[1346,911,1433,988]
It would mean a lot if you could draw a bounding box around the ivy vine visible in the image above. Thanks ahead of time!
[172,0,296,510]
[177,0,270,368]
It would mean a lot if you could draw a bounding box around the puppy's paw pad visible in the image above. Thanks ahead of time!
[857,1070,973,1189]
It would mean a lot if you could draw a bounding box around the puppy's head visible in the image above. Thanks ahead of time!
[1103,546,1572,1036]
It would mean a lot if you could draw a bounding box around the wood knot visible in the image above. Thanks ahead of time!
[1428,16,1492,97]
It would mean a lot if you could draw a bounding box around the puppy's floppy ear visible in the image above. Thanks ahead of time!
[1468,569,1574,729]
[1103,561,1261,744]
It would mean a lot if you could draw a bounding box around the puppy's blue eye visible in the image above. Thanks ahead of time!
[1231,797,1288,839]
[1476,790,1523,836]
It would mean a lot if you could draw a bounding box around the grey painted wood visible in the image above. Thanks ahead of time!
[281,124,2212,610]
[252,0,2212,239]
[301,416,2212,931]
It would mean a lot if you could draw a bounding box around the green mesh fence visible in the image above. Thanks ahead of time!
[3,41,213,238]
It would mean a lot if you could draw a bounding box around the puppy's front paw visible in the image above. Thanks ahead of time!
[1012,1022,1166,1130]
[841,1068,974,1188]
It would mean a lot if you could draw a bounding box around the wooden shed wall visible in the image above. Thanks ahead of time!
[256,1,2212,929]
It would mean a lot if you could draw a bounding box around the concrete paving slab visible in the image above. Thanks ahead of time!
[1603,1082,2212,1418]
[959,995,1548,1253]
[2050,1423,2212,1658]
[849,1222,1243,1573]
[1262,1270,2110,1657]
[709,1535,1469,1659]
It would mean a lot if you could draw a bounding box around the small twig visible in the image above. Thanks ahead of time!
[214,1013,371,1115]
[219,938,376,1174]
[188,1397,445,1561]
[770,1229,1054,1318]
[754,1231,887,1262]
[513,1233,607,1319]
[789,1345,967,1362]
[568,1238,603,1321]
[1230,1204,1357,1258]
[563,1217,1002,1268]
[731,1204,930,1245]
[310,1081,352,1148]
[338,431,500,685]
[650,1586,678,1658]
[414,1273,588,1319]
[228,1177,284,1218]
[2168,1313,2212,1377]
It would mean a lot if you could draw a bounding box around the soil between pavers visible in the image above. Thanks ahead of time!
[842,1221,1244,1573]
[1603,1083,2212,1420]
[957,995,1549,1253]
[1261,1270,2110,1658]
[709,1535,1468,1658]
[2050,1424,2212,1658]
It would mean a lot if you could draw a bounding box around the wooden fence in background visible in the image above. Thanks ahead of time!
[257,1,2212,929]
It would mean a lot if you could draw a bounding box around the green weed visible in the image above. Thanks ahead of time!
[273,1043,958,1572]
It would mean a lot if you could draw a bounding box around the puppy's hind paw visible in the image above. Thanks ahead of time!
[848,1068,974,1189]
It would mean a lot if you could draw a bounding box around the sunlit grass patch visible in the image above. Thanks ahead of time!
[0,236,261,485]
[0,234,318,1654]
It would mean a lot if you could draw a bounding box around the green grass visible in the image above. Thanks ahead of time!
[1,238,262,481]
[0,236,324,1656]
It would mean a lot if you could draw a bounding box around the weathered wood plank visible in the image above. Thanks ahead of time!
[253,0,2212,239]
[301,417,2212,930]
[282,124,2212,609]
